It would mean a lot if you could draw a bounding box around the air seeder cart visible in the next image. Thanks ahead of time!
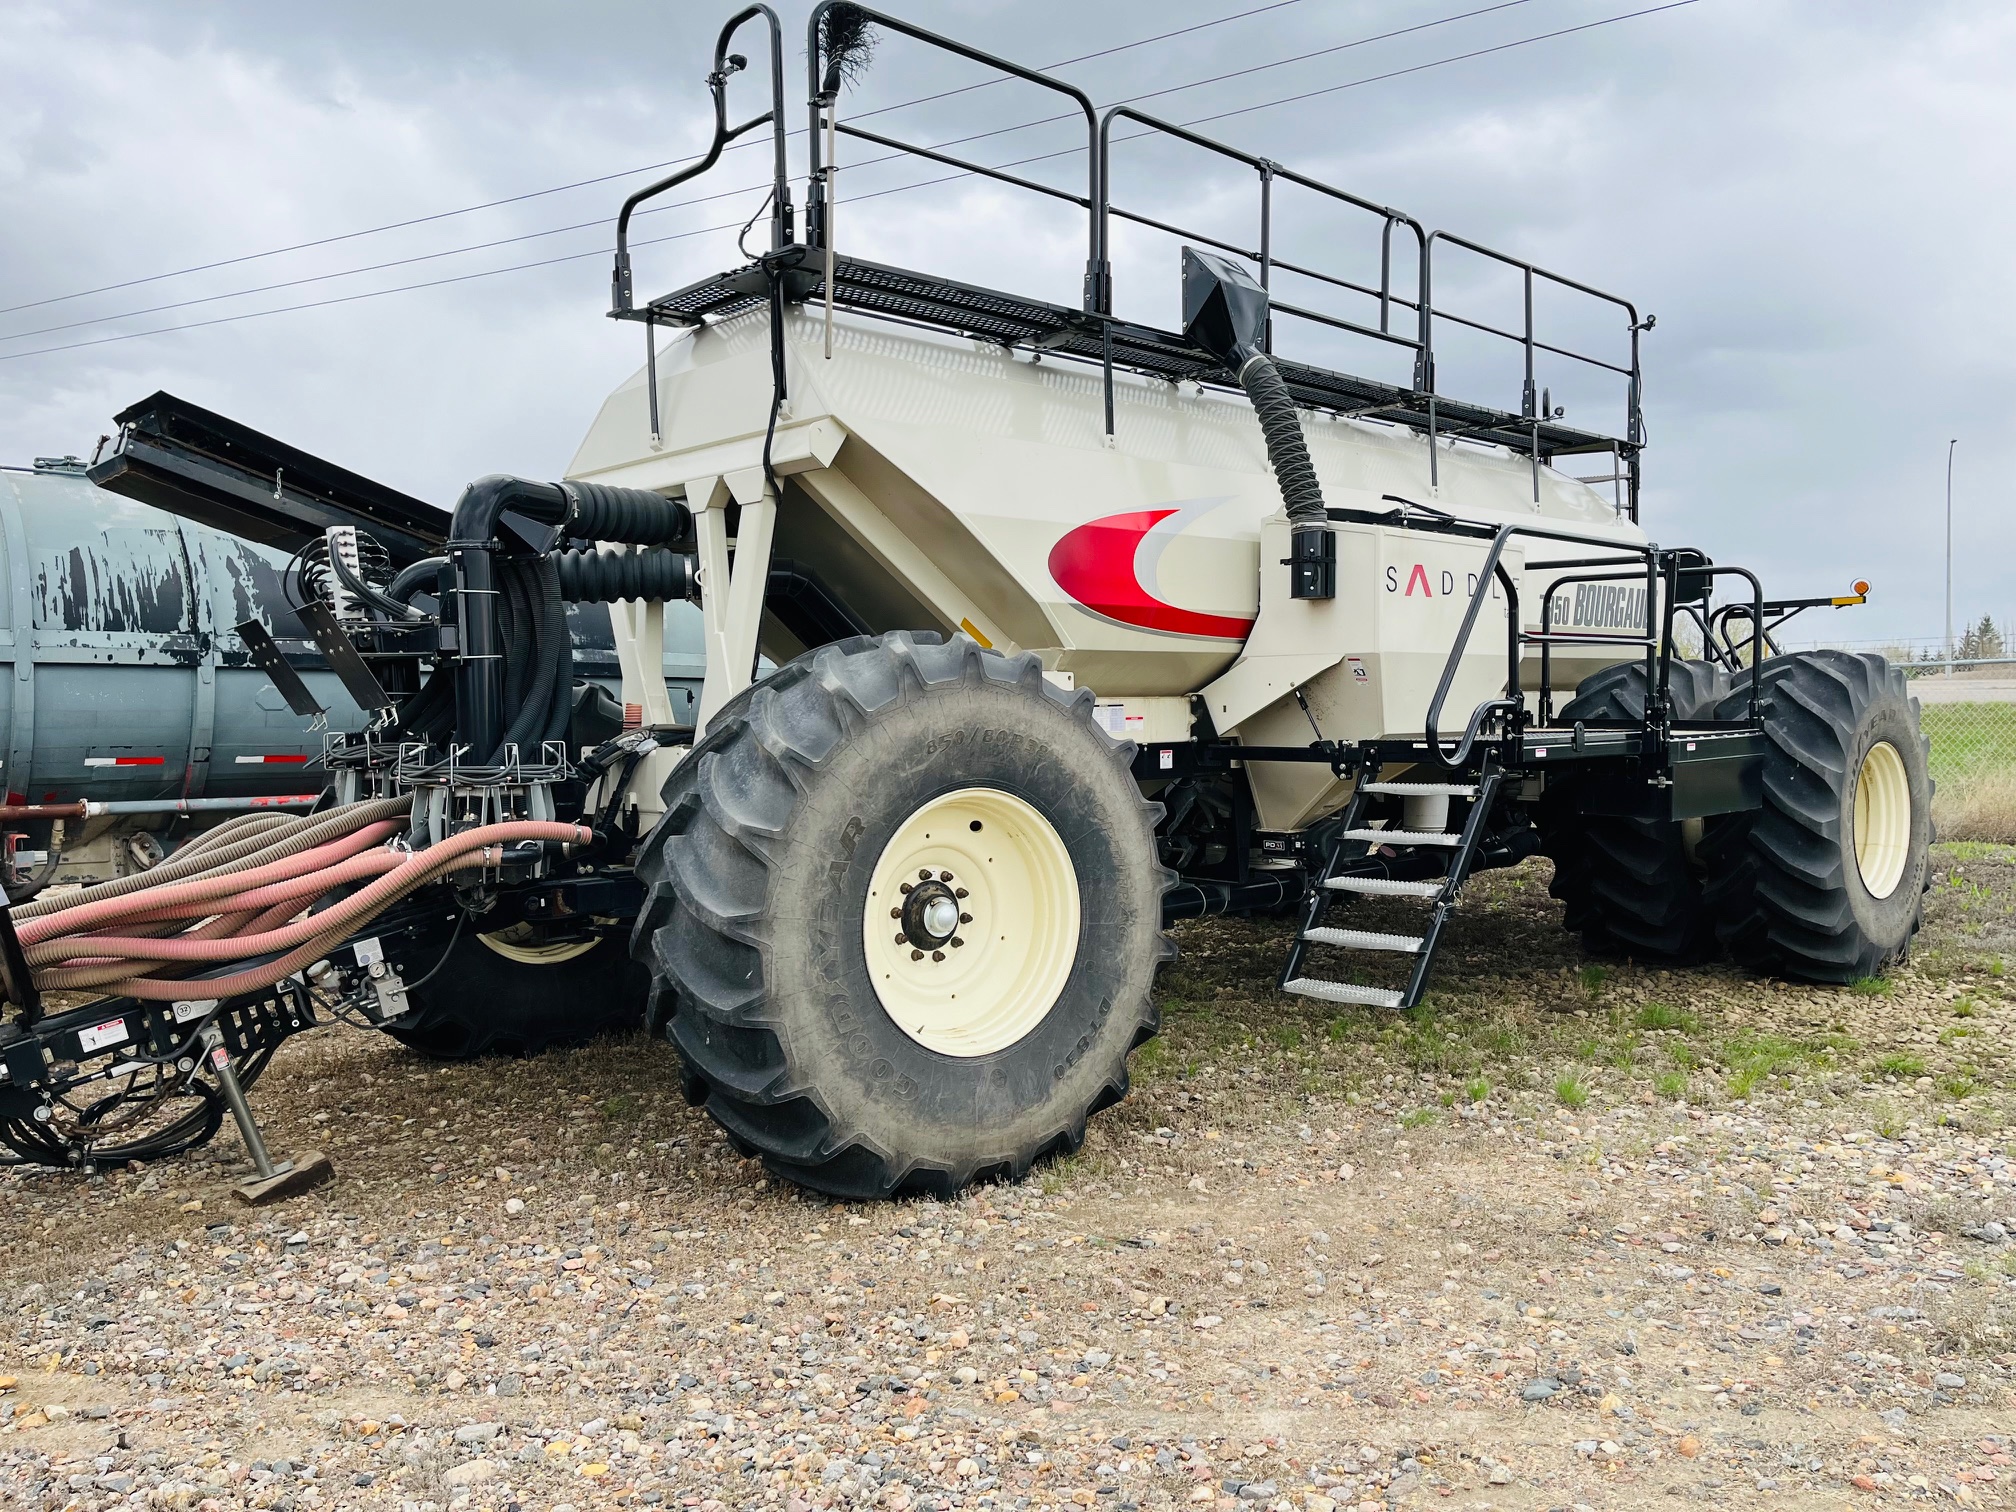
[0,4,1930,1201]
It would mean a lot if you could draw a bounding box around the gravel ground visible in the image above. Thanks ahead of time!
[3,845,2014,1512]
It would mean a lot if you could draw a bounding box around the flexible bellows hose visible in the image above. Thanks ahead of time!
[559,481,692,547]
[552,546,694,604]
[1235,352,1326,526]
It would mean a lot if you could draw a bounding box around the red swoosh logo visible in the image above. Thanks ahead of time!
[1047,509,1254,640]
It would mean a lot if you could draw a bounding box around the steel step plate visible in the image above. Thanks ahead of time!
[1302,927,1424,953]
[1324,876,1444,897]
[1282,977,1405,1008]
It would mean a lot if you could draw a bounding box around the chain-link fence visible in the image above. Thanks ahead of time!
[1904,659,2016,844]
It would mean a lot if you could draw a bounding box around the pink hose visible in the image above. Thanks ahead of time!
[31,822,587,966]
[63,847,530,1000]
[15,820,407,945]
[68,849,409,934]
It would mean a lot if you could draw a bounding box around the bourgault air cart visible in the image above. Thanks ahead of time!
[0,4,1930,1201]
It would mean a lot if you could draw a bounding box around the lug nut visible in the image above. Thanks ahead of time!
[894,933,908,946]
[939,870,953,882]
[950,937,964,948]
[931,950,945,962]
[900,882,913,894]
[954,887,968,899]
[910,948,924,961]
[958,912,972,924]
[918,868,933,881]
[890,906,902,918]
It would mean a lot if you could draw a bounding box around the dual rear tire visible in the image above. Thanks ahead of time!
[1545,650,1932,980]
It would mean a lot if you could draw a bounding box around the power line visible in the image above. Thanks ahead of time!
[0,0,1705,365]
[0,0,1312,319]
[1,0,1540,346]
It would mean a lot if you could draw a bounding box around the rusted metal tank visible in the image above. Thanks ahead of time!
[0,455,366,809]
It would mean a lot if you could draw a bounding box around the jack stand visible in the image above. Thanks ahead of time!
[199,1024,334,1205]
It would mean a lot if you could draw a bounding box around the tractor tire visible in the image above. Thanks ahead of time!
[632,632,1170,1200]
[381,924,648,1060]
[1698,650,1932,982]
[1540,658,1729,963]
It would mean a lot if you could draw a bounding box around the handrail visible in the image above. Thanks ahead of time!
[607,6,1653,513]
[1424,229,1644,510]
[806,1,1103,313]
[611,5,790,317]
[1096,102,1429,437]
[1421,522,1669,770]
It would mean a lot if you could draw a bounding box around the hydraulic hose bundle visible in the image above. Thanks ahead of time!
[7,796,591,1003]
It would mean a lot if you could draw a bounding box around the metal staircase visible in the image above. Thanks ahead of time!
[1279,762,1504,1010]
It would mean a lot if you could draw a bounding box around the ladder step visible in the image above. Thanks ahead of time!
[1282,977,1405,1009]
[1357,781,1479,797]
[1302,927,1424,953]
[1325,876,1444,897]
[1344,828,1463,847]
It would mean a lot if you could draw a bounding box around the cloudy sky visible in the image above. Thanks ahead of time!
[2,0,2008,651]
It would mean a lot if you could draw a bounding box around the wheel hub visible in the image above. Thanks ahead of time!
[862,787,1080,1057]
[895,872,969,956]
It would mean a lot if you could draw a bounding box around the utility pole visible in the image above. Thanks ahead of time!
[1945,438,1958,665]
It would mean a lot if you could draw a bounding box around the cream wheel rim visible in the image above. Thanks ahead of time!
[863,786,1080,1058]
[476,924,603,966]
[1852,740,1912,900]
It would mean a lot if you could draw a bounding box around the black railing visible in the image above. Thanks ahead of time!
[610,3,1650,519]
[1095,105,1432,441]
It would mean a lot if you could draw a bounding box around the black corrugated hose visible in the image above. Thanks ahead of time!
[1235,352,1326,526]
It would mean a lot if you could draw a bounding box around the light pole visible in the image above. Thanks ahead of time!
[1945,438,1958,666]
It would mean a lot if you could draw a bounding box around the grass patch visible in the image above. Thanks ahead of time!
[1464,1076,1491,1104]
[1953,997,1979,1018]
[1874,1053,1927,1079]
[1940,1072,1982,1100]
[1635,1002,1699,1032]
[1577,964,1609,996]
[1555,1075,1590,1110]
[1654,1070,1689,1101]
[1400,1107,1440,1129]
[1850,976,1894,998]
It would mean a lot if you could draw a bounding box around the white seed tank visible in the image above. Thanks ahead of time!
[569,307,1650,828]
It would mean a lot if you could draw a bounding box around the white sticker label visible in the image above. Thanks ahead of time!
[1095,703,1127,736]
[353,937,385,967]
[1159,748,1175,771]
[171,999,218,1024]
[79,1018,130,1053]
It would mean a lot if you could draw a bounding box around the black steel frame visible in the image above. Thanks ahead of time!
[607,2,1649,520]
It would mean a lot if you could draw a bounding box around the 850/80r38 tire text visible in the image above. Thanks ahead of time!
[632,632,1171,1200]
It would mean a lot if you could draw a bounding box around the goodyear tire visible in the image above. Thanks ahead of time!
[632,632,1170,1200]
[1540,658,1729,963]
[1699,650,1931,981]
[382,924,647,1060]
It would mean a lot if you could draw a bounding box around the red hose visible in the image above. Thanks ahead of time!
[31,821,587,966]
[35,820,593,1000]
[68,849,409,934]
[15,821,406,945]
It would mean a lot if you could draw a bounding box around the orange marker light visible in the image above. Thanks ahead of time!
[1852,579,1871,596]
